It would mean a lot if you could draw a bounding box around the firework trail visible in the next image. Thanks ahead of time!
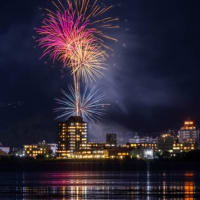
[55,86,105,121]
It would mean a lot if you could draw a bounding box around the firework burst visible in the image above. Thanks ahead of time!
[71,42,107,82]
[51,0,119,45]
[36,10,94,66]
[36,4,110,82]
[36,9,99,115]
[55,86,105,121]
[36,0,118,119]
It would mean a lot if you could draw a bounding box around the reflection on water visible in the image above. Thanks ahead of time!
[0,170,199,199]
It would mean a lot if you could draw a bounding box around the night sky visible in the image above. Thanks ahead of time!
[1,0,200,146]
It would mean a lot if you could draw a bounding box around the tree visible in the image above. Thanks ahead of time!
[157,135,174,153]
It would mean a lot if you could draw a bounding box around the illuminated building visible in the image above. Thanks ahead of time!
[129,136,157,144]
[57,116,87,158]
[24,145,46,158]
[0,143,9,156]
[24,140,50,158]
[171,142,195,154]
[57,122,68,157]
[87,142,105,150]
[157,130,197,155]
[0,143,10,154]
[129,135,140,143]
[178,120,199,144]
[106,133,117,147]
[71,149,109,159]
[143,149,154,159]
[126,143,157,151]
[117,151,129,159]
[108,147,130,159]
[122,142,158,159]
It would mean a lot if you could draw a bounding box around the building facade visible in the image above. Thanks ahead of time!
[106,133,117,147]
[129,136,157,144]
[0,147,10,154]
[24,140,50,158]
[171,142,195,154]
[178,120,199,144]
[57,122,67,157]
[57,116,87,158]
[0,142,10,154]
[87,142,105,150]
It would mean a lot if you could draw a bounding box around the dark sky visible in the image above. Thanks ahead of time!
[1,0,200,146]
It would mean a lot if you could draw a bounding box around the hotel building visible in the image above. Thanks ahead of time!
[57,116,87,158]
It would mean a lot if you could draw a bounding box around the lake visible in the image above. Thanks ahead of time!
[0,168,199,199]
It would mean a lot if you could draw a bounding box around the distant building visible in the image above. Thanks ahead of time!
[87,142,105,150]
[57,122,67,157]
[0,147,10,154]
[0,149,8,156]
[178,120,200,144]
[157,130,198,156]
[57,116,87,158]
[127,135,158,158]
[107,147,129,159]
[129,136,157,144]
[125,143,157,151]
[129,136,140,143]
[106,133,117,147]
[171,142,195,154]
[71,149,109,159]
[0,143,10,154]
[24,140,51,158]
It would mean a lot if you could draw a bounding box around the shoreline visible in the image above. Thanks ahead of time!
[0,158,200,172]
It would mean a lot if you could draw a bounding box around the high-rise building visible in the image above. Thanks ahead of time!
[178,120,200,144]
[106,133,117,147]
[57,122,67,157]
[57,116,87,158]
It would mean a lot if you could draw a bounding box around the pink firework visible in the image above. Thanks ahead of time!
[36,9,98,116]
[36,9,95,67]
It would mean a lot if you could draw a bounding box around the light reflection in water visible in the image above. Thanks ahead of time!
[0,171,199,199]
[184,171,195,200]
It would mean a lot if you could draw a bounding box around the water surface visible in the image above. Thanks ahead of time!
[0,170,199,199]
